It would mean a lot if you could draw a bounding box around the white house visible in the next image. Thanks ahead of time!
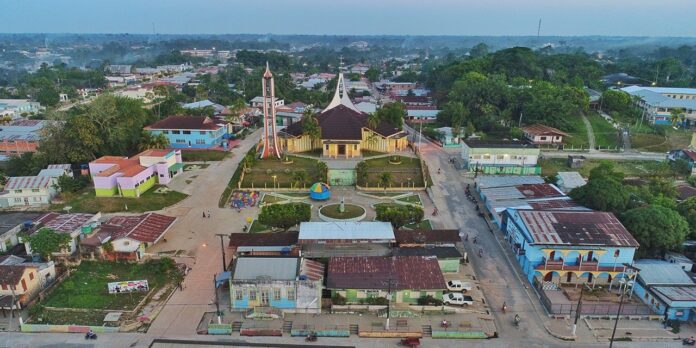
[250,96,284,108]
[25,213,101,257]
[0,176,58,207]
[665,252,695,272]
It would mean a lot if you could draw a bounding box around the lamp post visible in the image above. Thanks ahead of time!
[272,175,277,189]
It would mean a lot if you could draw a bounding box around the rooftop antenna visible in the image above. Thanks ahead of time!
[537,19,542,38]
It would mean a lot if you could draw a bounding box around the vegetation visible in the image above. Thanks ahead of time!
[240,155,324,188]
[375,204,424,229]
[22,228,72,260]
[622,205,689,257]
[54,174,89,193]
[586,113,619,148]
[51,186,188,213]
[677,197,696,239]
[319,204,366,219]
[258,203,311,230]
[361,156,425,188]
[42,259,179,310]
[181,150,230,162]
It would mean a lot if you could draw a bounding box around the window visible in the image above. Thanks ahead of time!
[325,145,329,150]
[176,139,186,144]
[33,197,40,202]
[540,136,547,141]
[172,130,181,134]
[162,130,169,134]
[287,289,295,300]
[183,131,191,135]
[200,131,206,135]
[366,290,379,298]
[14,198,22,203]
[472,155,481,160]
[196,139,206,145]
[32,189,40,193]
[497,155,504,160]
[249,290,257,301]
[483,155,491,160]
[273,288,281,301]
[614,250,620,258]
[235,290,243,300]
[14,190,22,194]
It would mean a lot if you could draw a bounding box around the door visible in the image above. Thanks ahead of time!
[338,144,346,156]
[261,290,269,305]
[23,197,29,206]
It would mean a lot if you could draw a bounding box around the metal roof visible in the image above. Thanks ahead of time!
[481,184,564,202]
[635,260,694,286]
[0,212,42,236]
[5,176,53,190]
[298,222,395,241]
[557,172,587,190]
[327,256,446,291]
[37,169,66,178]
[232,257,299,281]
[392,246,463,259]
[623,88,696,109]
[621,85,696,96]
[475,175,545,189]
[35,213,97,234]
[653,286,696,304]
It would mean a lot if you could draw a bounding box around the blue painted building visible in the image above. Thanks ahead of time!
[144,116,226,149]
[632,260,696,321]
[503,209,639,289]
[229,257,324,313]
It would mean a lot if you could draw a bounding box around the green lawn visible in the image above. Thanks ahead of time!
[51,186,188,213]
[404,219,433,230]
[241,155,323,189]
[396,194,422,206]
[564,115,589,149]
[587,113,619,149]
[181,150,231,162]
[249,220,270,233]
[319,204,365,219]
[28,308,114,326]
[630,125,691,153]
[42,260,178,310]
[539,158,669,178]
[260,194,285,204]
[362,156,426,188]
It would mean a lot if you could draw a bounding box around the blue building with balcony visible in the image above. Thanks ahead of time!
[632,260,696,321]
[144,115,226,149]
[229,257,324,313]
[503,209,640,290]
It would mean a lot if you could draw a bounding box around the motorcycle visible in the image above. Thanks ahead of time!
[85,332,97,340]
[513,314,521,327]
[305,332,318,342]
[684,337,696,346]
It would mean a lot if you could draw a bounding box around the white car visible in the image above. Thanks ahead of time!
[442,292,474,306]
[446,280,472,292]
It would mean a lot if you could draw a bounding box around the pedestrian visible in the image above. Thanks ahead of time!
[202,211,206,218]
[207,210,211,218]
[473,236,477,244]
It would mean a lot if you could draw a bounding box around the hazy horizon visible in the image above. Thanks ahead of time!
[3,0,696,37]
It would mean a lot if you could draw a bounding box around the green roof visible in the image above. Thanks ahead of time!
[168,163,184,172]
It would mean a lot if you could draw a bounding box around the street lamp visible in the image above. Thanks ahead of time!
[272,175,277,189]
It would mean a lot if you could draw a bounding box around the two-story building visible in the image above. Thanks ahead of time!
[0,264,41,308]
[0,175,58,207]
[88,149,183,197]
[621,86,696,126]
[229,257,324,313]
[144,116,226,149]
[0,99,42,119]
[462,140,541,175]
[504,209,639,290]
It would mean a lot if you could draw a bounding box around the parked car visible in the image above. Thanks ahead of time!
[446,280,472,292]
[442,292,474,306]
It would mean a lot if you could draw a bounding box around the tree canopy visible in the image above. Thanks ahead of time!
[375,204,424,229]
[622,205,689,257]
[258,203,311,231]
[23,228,72,260]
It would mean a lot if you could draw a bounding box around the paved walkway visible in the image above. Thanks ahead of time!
[581,113,598,153]
[147,129,262,336]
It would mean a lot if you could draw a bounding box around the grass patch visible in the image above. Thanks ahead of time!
[365,192,405,197]
[295,149,323,157]
[587,112,619,148]
[181,150,230,162]
[249,220,270,233]
[241,155,323,189]
[261,194,285,204]
[362,156,425,188]
[42,260,177,310]
[630,125,691,153]
[52,185,188,213]
[28,308,113,326]
[404,219,433,230]
[183,163,210,171]
[539,158,668,178]
[564,115,589,148]
[319,204,365,219]
[361,150,384,158]
[396,194,422,206]
[281,192,310,198]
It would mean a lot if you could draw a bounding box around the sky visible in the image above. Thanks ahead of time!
[2,0,696,37]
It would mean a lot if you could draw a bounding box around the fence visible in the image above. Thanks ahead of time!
[534,280,652,316]
[20,323,120,333]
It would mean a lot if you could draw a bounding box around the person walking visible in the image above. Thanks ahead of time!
[202,211,206,218]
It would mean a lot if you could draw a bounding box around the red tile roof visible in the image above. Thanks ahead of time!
[521,124,569,137]
[5,176,53,190]
[0,265,32,286]
[145,116,222,130]
[300,259,325,281]
[35,213,96,234]
[100,213,176,243]
[327,256,446,290]
[527,199,581,210]
[682,149,696,162]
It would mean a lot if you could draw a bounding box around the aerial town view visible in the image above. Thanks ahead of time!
[3,1,696,347]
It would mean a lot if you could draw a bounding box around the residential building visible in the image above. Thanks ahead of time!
[405,109,439,124]
[381,82,417,95]
[0,213,42,253]
[474,175,545,192]
[0,255,56,291]
[229,257,324,313]
[354,101,377,114]
[0,264,41,308]
[0,99,41,119]
[556,172,587,193]
[26,213,100,257]
[88,149,183,197]
[250,96,284,109]
[521,124,569,145]
[106,65,133,75]
[228,232,299,258]
[0,175,58,207]
[668,149,696,175]
[326,256,447,304]
[462,140,541,175]
[621,86,696,126]
[665,252,695,272]
[632,260,696,321]
[0,119,50,158]
[479,184,573,227]
[145,116,226,149]
[38,164,72,178]
[504,209,639,289]
[87,213,176,260]
[182,100,225,114]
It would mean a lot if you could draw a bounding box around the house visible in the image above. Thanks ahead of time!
[0,255,56,291]
[392,247,463,273]
[0,264,41,308]
[229,257,324,313]
[405,109,440,124]
[676,184,696,201]
[632,260,696,321]
[669,149,696,174]
[474,175,545,192]
[280,73,408,158]
[521,124,569,145]
[89,149,183,197]
[26,212,101,257]
[432,127,461,146]
[0,119,50,158]
[394,229,460,248]
[0,99,41,119]
[479,184,573,227]
[0,212,42,253]
[90,213,176,260]
[106,65,133,75]
[326,256,447,304]
[556,172,586,193]
[462,140,541,175]
[250,96,284,109]
[0,175,58,207]
[504,209,639,289]
[621,86,696,126]
[665,252,695,272]
[354,101,377,114]
[182,100,225,114]
[144,116,227,149]
[228,231,300,257]
[38,164,73,178]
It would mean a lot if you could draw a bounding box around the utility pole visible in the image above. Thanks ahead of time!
[537,19,542,38]
[572,283,584,335]
[215,234,228,272]
[213,273,221,324]
[609,284,627,348]
[518,112,523,128]
[9,285,16,332]
[383,277,397,331]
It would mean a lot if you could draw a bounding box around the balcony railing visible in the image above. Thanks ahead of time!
[536,260,625,273]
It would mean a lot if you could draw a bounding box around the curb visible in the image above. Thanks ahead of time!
[544,324,576,341]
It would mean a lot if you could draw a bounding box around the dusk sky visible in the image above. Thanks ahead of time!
[2,0,696,37]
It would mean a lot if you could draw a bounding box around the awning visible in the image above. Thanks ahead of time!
[168,163,184,172]
[215,271,231,288]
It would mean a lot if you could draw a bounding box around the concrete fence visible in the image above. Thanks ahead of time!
[20,323,120,333]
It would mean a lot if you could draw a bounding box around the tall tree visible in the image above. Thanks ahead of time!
[622,205,689,257]
[22,228,72,260]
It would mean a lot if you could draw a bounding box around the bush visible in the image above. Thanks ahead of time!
[417,295,443,306]
[332,293,346,305]
[258,203,311,230]
[375,204,424,229]
[359,297,389,305]
[688,176,696,187]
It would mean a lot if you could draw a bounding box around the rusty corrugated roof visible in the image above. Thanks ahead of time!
[518,210,638,247]
[327,256,446,290]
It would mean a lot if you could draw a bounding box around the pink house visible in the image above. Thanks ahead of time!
[88,149,183,197]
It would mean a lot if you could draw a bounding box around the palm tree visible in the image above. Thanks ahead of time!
[139,131,170,151]
[367,113,380,129]
[670,108,686,128]
[292,171,307,188]
[379,172,392,191]
[303,113,321,146]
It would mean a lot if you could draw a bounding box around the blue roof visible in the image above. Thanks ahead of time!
[635,259,694,286]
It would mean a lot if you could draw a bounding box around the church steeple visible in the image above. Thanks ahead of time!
[323,60,360,113]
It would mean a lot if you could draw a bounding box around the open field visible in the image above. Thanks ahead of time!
[540,158,668,178]
[587,113,619,148]
[361,156,426,188]
[564,115,589,148]
[630,125,691,153]
[51,186,188,213]
[241,155,323,189]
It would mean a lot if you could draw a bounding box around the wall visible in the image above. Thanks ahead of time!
[151,128,224,149]
[438,258,460,273]
[230,281,297,309]
[462,144,540,169]
[119,173,157,198]
[335,289,443,304]
[21,323,120,333]
[5,185,57,207]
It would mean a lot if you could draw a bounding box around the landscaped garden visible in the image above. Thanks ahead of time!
[357,155,427,188]
[41,259,180,310]
[51,185,188,213]
[240,155,326,189]
[181,150,231,162]
[318,203,366,221]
